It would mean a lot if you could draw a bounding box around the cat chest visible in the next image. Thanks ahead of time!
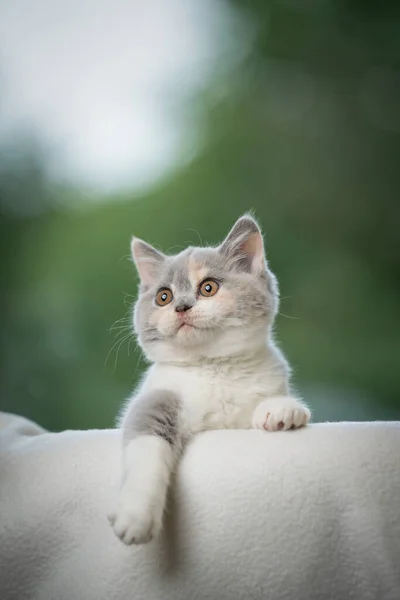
[150,365,264,431]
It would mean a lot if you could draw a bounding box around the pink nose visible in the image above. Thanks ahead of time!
[175,303,192,313]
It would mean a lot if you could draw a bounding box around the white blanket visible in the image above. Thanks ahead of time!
[1,411,399,600]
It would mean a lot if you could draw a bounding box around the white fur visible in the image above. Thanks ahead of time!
[147,341,308,435]
[252,396,311,431]
[109,435,174,544]
[141,340,298,434]
[112,332,311,544]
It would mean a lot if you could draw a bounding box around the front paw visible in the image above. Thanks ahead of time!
[108,497,163,545]
[252,396,310,431]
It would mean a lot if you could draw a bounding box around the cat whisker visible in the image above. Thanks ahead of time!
[109,322,131,329]
[108,324,132,337]
[115,328,133,339]
[105,333,132,370]
[113,334,134,372]
[165,244,186,254]
[278,312,300,320]
[122,292,135,302]
[186,228,203,246]
[110,316,131,328]
[110,324,133,332]
[128,335,138,357]
[132,344,143,376]
[117,254,133,265]
[109,312,132,332]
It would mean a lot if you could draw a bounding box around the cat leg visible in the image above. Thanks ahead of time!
[252,396,311,431]
[109,390,183,545]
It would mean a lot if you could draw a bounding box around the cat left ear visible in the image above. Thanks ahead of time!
[219,215,266,275]
[131,237,165,288]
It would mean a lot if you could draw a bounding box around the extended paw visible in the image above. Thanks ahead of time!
[252,396,310,432]
[108,499,162,545]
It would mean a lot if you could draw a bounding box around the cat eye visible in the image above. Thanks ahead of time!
[199,279,219,297]
[155,288,173,306]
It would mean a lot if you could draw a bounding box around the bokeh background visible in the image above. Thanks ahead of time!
[1,0,399,431]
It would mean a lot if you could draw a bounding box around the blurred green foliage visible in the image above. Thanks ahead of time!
[1,0,399,430]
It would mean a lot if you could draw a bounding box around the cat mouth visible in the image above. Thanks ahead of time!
[178,322,195,331]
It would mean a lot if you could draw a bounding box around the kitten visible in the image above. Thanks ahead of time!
[109,214,311,545]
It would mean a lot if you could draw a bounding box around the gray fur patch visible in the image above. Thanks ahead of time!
[122,390,182,449]
[170,249,194,293]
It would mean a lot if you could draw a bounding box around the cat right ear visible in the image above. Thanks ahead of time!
[219,214,266,275]
[131,237,165,288]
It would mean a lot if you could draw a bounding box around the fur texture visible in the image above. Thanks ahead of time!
[109,214,311,544]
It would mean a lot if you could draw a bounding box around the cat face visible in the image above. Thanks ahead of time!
[131,215,279,363]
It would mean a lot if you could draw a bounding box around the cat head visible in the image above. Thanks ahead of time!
[131,214,279,363]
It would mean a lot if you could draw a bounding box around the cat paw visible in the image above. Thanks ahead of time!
[108,499,162,545]
[252,396,310,431]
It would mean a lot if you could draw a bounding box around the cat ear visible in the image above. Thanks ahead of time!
[219,215,266,275]
[131,237,165,287]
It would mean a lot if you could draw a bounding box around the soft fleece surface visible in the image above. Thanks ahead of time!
[1,412,399,600]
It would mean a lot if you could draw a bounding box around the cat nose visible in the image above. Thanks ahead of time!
[175,303,192,313]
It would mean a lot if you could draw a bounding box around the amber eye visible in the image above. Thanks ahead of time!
[156,288,173,306]
[199,279,219,297]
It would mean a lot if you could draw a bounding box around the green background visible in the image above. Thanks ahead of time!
[1,0,399,431]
